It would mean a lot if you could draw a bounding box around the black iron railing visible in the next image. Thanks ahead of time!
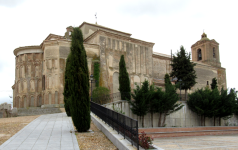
[90,101,139,150]
[92,92,131,105]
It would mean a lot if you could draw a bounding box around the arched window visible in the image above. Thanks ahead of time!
[197,49,202,61]
[31,96,34,107]
[213,47,216,58]
[38,96,42,107]
[55,91,58,104]
[23,96,27,108]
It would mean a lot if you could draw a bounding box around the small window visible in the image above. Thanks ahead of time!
[69,32,71,35]
[42,75,45,90]
[197,49,202,61]
[213,47,216,58]
[207,81,209,85]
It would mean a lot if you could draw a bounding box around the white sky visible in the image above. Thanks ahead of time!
[0,0,237,104]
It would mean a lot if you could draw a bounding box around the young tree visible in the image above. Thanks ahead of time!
[63,52,72,116]
[68,27,90,132]
[187,87,214,126]
[170,46,197,100]
[127,80,150,127]
[152,74,183,127]
[215,88,237,126]
[210,78,218,90]
[119,55,131,100]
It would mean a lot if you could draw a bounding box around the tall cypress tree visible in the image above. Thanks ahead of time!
[63,52,72,116]
[68,27,90,132]
[119,55,131,100]
[170,46,197,100]
[210,78,218,90]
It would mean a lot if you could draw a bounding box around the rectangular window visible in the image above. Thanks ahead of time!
[42,75,45,90]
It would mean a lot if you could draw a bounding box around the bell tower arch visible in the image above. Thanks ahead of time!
[191,32,221,67]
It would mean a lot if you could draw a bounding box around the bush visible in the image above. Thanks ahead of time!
[92,87,110,104]
[139,131,153,149]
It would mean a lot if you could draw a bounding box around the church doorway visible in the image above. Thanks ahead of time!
[197,49,202,61]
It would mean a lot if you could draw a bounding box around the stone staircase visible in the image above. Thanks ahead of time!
[139,126,238,138]
[17,107,62,116]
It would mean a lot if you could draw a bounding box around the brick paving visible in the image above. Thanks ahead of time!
[0,113,79,150]
[154,134,238,150]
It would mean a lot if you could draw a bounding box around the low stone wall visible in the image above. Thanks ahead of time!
[103,100,238,128]
[17,107,62,116]
[0,102,12,118]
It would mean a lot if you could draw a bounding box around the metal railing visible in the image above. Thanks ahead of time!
[92,92,131,105]
[90,101,139,150]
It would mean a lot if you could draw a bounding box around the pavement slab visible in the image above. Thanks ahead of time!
[154,134,238,150]
[0,113,79,150]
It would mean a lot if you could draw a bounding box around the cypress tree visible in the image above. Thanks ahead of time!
[210,78,218,90]
[119,55,131,100]
[68,27,90,132]
[93,62,100,87]
[63,52,72,116]
[170,46,197,100]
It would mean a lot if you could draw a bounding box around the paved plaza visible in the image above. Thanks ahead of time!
[0,113,79,150]
[154,134,238,150]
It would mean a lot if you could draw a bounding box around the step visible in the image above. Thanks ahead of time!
[17,107,62,116]
[139,126,238,138]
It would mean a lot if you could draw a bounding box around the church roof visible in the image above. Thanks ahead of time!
[79,22,132,37]
[84,29,155,47]
[191,32,219,48]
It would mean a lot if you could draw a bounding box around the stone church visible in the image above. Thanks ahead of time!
[12,22,226,108]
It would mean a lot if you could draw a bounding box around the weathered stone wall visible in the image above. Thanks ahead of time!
[17,107,61,116]
[14,53,43,108]
[104,101,237,128]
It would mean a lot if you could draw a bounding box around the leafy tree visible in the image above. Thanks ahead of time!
[187,87,216,126]
[152,74,183,127]
[170,46,197,100]
[92,87,110,105]
[127,80,150,127]
[119,55,131,100]
[68,27,90,132]
[210,78,218,90]
[63,52,72,116]
[215,88,237,126]
[93,62,100,87]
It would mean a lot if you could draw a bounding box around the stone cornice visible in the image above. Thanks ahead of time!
[14,46,42,56]
[191,39,219,48]
[79,22,132,37]
[153,52,171,60]
[84,29,155,47]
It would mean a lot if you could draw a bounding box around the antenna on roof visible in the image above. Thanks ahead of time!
[95,13,97,24]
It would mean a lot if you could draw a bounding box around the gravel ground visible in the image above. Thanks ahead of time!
[75,121,118,150]
[0,115,40,145]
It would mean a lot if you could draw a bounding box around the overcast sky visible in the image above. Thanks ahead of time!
[0,0,237,105]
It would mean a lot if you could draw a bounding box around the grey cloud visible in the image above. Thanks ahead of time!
[0,0,26,8]
[117,0,190,16]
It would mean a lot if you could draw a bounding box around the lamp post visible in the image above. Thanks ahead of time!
[90,74,94,102]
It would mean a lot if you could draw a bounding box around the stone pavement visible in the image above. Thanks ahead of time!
[153,134,238,150]
[0,113,79,150]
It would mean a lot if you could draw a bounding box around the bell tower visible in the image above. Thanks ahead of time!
[191,32,221,67]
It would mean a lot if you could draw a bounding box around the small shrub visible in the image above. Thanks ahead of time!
[139,131,153,149]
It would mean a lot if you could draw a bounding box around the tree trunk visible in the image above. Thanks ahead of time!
[158,113,162,127]
[214,117,216,126]
[185,89,187,101]
[204,116,206,126]
[201,116,203,126]
[162,112,168,127]
[142,116,144,128]
[219,117,221,126]
[151,112,153,127]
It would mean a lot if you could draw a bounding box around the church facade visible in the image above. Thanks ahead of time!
[12,22,226,108]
